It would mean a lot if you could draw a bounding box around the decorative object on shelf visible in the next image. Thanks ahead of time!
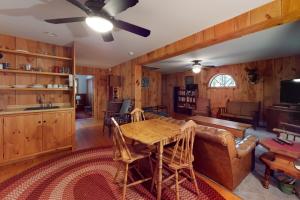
[24,63,32,71]
[0,63,3,70]
[245,67,259,84]
[13,84,28,88]
[30,84,45,89]
[2,62,10,69]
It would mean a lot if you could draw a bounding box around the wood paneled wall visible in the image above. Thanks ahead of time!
[141,69,162,107]
[109,0,300,108]
[76,66,108,121]
[162,55,300,121]
[110,61,135,100]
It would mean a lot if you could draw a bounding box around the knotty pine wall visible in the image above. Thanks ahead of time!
[162,55,300,121]
[142,69,162,107]
[76,66,108,121]
[110,61,135,101]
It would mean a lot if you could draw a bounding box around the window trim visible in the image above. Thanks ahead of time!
[208,73,237,88]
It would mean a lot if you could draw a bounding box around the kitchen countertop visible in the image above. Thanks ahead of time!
[0,107,74,115]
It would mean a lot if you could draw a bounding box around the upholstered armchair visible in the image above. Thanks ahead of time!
[193,125,258,190]
[103,99,133,135]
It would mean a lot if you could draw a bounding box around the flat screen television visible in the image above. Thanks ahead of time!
[280,79,300,104]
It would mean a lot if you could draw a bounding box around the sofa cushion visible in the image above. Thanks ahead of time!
[240,102,259,116]
[195,125,232,146]
[227,101,241,115]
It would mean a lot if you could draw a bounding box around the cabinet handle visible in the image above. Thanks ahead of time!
[43,120,46,123]
[38,121,41,124]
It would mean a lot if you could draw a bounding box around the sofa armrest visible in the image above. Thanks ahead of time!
[236,135,258,158]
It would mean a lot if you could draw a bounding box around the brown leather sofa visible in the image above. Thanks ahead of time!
[144,112,258,190]
[218,100,260,129]
[193,125,257,190]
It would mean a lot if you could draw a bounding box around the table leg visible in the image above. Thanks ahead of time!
[156,141,163,200]
[263,166,271,189]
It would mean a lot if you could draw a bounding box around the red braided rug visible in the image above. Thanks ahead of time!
[0,148,225,200]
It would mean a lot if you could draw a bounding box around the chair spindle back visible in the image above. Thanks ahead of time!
[111,117,132,160]
[130,108,145,122]
[170,120,197,166]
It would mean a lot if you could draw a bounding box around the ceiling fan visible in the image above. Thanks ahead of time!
[159,59,215,73]
[191,60,215,73]
[44,0,151,42]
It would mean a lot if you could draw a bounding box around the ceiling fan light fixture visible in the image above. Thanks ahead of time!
[85,16,113,33]
[192,66,201,74]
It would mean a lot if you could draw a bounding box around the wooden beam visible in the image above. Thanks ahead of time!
[129,0,300,65]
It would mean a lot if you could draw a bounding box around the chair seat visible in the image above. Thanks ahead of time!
[114,144,152,163]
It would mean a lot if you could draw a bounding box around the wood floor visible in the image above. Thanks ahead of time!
[0,118,240,200]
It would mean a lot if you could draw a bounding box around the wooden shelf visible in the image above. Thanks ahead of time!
[0,69,71,77]
[0,88,72,91]
[0,48,72,61]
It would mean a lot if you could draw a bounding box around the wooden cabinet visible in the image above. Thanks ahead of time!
[0,110,73,163]
[3,114,43,160]
[43,111,73,151]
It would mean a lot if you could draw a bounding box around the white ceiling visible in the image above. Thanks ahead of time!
[148,21,300,73]
[0,0,271,67]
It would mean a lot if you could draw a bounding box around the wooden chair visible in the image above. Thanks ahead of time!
[151,120,200,200]
[130,108,145,122]
[111,117,153,200]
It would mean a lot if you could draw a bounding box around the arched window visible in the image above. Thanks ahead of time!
[209,74,236,88]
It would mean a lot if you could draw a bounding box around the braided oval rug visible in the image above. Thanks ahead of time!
[0,148,225,200]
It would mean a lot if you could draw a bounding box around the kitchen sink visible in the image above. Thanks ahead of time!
[24,106,60,111]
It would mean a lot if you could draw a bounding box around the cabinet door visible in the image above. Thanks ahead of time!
[3,114,43,160]
[3,115,25,160]
[23,114,43,155]
[0,117,3,162]
[64,111,73,146]
[43,111,72,151]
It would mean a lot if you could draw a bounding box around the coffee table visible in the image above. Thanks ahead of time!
[259,138,300,189]
[188,115,252,138]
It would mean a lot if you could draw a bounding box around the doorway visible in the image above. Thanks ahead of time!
[75,75,94,119]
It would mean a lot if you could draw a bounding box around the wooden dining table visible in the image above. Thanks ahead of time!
[120,118,181,200]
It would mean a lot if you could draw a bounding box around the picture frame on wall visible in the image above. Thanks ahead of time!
[142,77,150,88]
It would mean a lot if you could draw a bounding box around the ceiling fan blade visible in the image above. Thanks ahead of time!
[113,19,150,37]
[102,32,114,42]
[103,0,139,16]
[67,0,92,14]
[45,17,86,24]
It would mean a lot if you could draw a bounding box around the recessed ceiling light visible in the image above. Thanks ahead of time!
[44,32,57,37]
[128,51,134,56]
